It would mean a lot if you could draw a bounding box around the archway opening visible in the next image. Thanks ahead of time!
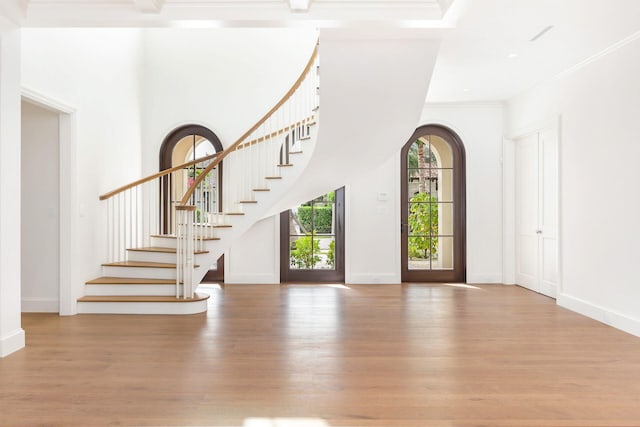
[159,124,225,282]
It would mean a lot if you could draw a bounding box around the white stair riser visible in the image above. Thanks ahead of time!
[150,236,179,248]
[77,300,208,315]
[149,236,227,249]
[101,266,176,280]
[85,284,180,296]
[126,250,209,264]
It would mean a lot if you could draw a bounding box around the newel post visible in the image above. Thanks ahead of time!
[175,205,196,299]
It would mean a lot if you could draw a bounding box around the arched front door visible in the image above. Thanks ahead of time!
[160,125,225,281]
[401,125,466,282]
[159,124,224,234]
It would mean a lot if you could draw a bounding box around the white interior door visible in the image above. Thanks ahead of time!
[515,126,558,298]
[539,126,559,297]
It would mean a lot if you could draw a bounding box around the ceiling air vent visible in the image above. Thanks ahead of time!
[530,25,554,42]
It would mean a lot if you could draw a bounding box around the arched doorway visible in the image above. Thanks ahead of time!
[401,124,466,282]
[159,125,224,232]
[159,124,225,281]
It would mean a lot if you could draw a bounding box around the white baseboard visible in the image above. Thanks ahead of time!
[557,293,640,338]
[346,274,401,284]
[466,274,503,284]
[223,274,279,284]
[21,297,59,313]
[0,328,25,357]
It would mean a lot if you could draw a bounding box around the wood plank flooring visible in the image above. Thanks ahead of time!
[2,284,640,426]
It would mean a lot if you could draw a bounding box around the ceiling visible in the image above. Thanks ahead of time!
[2,0,640,102]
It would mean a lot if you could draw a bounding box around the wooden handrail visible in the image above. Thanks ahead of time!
[179,43,319,206]
[99,153,217,201]
[237,115,315,150]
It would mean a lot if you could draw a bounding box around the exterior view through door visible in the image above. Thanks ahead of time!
[401,125,466,283]
[159,125,225,281]
[280,188,345,282]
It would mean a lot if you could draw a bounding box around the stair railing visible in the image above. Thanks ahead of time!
[98,43,319,300]
[99,154,218,264]
[176,43,320,298]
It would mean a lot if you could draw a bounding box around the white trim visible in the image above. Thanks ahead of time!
[466,274,503,284]
[21,87,75,114]
[347,274,400,285]
[504,116,562,295]
[21,297,59,313]
[0,328,25,358]
[501,135,516,284]
[21,87,78,315]
[223,273,278,285]
[551,29,640,85]
[558,293,640,338]
[506,115,560,141]
[76,300,208,315]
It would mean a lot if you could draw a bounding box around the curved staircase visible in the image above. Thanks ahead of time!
[77,29,443,315]
[78,46,320,314]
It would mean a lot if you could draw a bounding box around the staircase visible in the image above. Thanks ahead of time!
[77,30,443,315]
[77,46,320,314]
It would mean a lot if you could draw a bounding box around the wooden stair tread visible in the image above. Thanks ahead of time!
[127,246,208,254]
[277,164,294,167]
[224,212,245,216]
[289,150,303,154]
[86,277,177,285]
[102,261,200,269]
[78,293,210,303]
[151,234,221,241]
[253,188,270,192]
[239,200,258,204]
[265,176,282,180]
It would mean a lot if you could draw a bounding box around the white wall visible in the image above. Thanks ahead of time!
[140,28,318,175]
[420,103,505,283]
[21,100,59,312]
[345,155,402,284]
[224,216,279,284]
[21,29,144,312]
[227,103,505,285]
[0,28,25,357]
[506,35,640,336]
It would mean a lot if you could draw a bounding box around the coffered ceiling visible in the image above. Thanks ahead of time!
[2,0,455,27]
[2,0,640,102]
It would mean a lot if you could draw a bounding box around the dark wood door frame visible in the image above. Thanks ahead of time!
[280,187,345,283]
[160,124,225,282]
[401,124,466,283]
[159,124,224,233]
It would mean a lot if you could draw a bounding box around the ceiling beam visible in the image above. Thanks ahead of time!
[0,0,26,26]
[288,0,311,12]
[133,0,164,13]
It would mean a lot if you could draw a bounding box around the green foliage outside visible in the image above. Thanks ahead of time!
[297,205,333,233]
[327,240,335,268]
[290,234,321,269]
[408,192,438,259]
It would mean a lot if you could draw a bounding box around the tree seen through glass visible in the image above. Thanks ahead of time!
[289,191,336,270]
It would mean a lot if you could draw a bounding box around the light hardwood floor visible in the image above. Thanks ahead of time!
[2,284,640,426]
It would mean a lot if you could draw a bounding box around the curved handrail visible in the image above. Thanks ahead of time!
[99,153,217,201]
[179,43,319,206]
